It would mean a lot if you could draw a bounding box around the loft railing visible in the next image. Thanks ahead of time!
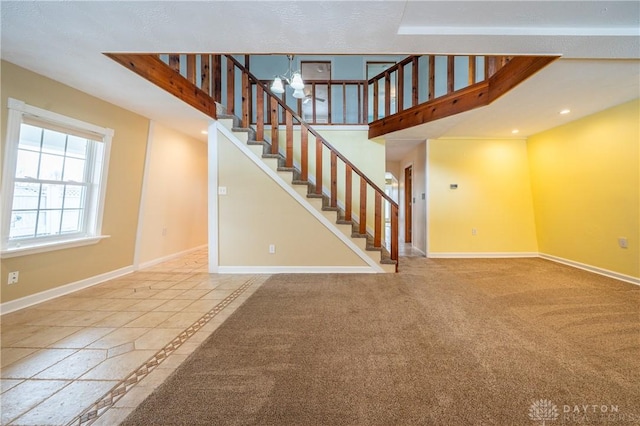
[150,53,553,134]
[367,55,512,121]
[157,53,510,126]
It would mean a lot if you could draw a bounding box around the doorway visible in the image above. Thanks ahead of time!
[404,165,412,243]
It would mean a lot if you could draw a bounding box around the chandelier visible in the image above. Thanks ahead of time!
[270,55,305,99]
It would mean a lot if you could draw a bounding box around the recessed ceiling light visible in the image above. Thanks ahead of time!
[559,109,571,115]
[201,130,208,134]
[512,129,519,134]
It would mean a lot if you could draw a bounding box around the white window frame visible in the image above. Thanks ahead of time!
[1,98,113,258]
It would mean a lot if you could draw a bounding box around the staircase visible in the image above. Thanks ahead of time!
[217,112,397,273]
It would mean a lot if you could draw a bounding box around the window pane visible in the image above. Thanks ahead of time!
[38,153,64,180]
[40,184,65,209]
[36,209,62,236]
[61,209,82,233]
[63,157,86,182]
[12,182,40,210]
[66,136,88,159]
[18,124,42,151]
[63,185,85,209]
[10,211,37,239]
[42,129,67,155]
[15,149,40,179]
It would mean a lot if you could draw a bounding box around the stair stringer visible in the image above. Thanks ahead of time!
[215,122,385,273]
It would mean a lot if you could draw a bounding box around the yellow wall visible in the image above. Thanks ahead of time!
[0,61,149,303]
[428,138,538,254]
[217,130,367,267]
[136,122,208,266]
[528,99,640,278]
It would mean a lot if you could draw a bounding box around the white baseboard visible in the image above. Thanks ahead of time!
[136,244,208,270]
[539,253,640,286]
[427,252,538,259]
[410,246,426,256]
[0,265,135,315]
[217,266,379,274]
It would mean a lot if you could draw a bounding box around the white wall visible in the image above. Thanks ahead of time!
[398,142,427,255]
[136,122,208,267]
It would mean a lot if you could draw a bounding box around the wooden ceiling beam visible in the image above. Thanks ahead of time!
[105,53,217,119]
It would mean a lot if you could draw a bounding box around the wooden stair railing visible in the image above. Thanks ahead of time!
[224,55,399,269]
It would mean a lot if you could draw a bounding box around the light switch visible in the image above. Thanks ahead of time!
[218,186,227,195]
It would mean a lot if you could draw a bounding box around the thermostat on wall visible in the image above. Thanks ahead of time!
[450,184,458,189]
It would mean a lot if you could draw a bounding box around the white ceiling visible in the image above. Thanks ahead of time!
[1,1,639,161]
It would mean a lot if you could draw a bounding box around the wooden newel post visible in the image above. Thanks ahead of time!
[345,166,352,221]
[315,139,323,195]
[391,204,399,271]
[374,192,382,248]
[359,178,367,235]
[330,152,337,208]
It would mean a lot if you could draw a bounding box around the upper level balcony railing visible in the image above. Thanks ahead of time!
[154,54,524,127]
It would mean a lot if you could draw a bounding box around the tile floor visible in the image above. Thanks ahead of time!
[0,250,270,425]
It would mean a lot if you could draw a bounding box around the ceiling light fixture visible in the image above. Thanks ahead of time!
[512,129,519,134]
[560,109,571,115]
[270,55,305,99]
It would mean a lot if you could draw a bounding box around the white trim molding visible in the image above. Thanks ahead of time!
[0,265,134,315]
[218,266,378,274]
[137,244,208,270]
[208,120,219,273]
[428,252,538,259]
[539,253,640,286]
[1,235,110,259]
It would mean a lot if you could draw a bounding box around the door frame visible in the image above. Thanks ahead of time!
[404,164,413,243]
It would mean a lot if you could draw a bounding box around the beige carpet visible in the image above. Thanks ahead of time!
[122,258,640,425]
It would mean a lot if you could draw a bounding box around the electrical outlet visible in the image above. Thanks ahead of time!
[269,244,276,254]
[218,186,227,195]
[472,228,477,236]
[8,271,19,285]
[618,237,628,249]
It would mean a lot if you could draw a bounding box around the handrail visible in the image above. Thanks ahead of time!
[225,55,396,207]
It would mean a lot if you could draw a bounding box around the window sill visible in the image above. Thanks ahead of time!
[1,235,110,259]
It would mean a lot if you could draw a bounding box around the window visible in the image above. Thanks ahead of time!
[1,98,113,257]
